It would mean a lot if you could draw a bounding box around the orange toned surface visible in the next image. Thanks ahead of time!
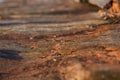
[0,0,120,80]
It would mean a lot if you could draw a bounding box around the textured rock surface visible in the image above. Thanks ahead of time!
[0,0,120,80]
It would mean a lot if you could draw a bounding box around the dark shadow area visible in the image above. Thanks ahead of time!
[41,9,85,15]
[41,8,98,15]
[0,73,9,80]
[41,3,99,15]
[0,50,22,60]
[0,20,69,26]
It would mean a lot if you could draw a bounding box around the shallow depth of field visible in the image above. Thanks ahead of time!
[0,0,120,80]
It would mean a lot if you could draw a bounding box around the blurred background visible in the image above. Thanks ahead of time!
[0,0,99,21]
